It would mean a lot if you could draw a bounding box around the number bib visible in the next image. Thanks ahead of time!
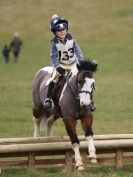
[55,39,76,65]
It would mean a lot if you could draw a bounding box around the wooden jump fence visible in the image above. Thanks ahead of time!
[0,134,133,171]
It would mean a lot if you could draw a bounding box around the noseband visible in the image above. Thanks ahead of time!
[78,87,94,100]
[78,90,93,97]
[78,90,92,94]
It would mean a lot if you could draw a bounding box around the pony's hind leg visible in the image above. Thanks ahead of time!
[33,105,55,137]
[33,116,41,137]
[81,115,97,163]
[33,107,43,137]
[46,114,55,136]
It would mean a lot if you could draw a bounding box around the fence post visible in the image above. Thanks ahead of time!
[81,151,87,166]
[116,149,123,168]
[65,151,73,171]
[28,152,35,168]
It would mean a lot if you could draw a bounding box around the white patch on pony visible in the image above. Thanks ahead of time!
[83,78,95,93]
[79,78,95,106]
[34,66,53,78]
[41,66,53,73]
[72,143,84,169]
[46,78,52,86]
[86,136,97,160]
[41,67,54,86]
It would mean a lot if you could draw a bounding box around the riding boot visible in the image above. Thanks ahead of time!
[44,81,55,109]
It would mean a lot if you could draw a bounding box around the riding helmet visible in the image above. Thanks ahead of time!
[50,14,68,32]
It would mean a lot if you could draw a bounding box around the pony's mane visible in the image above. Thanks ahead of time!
[77,59,98,72]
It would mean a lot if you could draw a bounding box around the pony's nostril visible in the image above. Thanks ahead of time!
[81,102,88,108]
[80,101,83,105]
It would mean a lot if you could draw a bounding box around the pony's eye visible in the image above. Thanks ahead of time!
[78,80,85,85]
[78,80,82,84]
[78,83,82,89]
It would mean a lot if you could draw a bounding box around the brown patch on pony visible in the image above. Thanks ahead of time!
[77,71,93,85]
[77,71,86,84]
[33,107,43,118]
[81,114,93,132]
[63,117,79,144]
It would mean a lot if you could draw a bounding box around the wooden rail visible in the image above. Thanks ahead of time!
[0,134,133,171]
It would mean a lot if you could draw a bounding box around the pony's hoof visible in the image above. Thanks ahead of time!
[77,165,85,171]
[33,134,40,138]
[90,158,97,163]
[75,162,85,171]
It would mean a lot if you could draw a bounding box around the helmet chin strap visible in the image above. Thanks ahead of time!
[57,36,67,44]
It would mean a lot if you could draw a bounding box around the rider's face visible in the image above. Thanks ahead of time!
[56,28,67,39]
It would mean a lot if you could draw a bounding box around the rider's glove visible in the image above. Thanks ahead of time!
[56,66,65,75]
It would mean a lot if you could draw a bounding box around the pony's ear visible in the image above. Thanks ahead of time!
[93,62,98,72]
[90,59,98,72]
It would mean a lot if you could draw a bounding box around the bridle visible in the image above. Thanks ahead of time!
[64,71,95,100]
[78,83,95,101]
[78,90,93,99]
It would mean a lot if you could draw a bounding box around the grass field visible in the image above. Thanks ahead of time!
[0,0,133,176]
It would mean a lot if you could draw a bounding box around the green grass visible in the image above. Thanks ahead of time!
[1,167,133,177]
[0,0,133,176]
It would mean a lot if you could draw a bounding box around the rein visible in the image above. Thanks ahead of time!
[64,76,80,100]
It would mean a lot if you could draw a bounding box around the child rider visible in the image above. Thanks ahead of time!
[44,14,84,110]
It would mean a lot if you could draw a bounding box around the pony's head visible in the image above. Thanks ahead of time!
[77,59,98,109]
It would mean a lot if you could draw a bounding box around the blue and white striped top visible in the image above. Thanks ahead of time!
[50,33,84,67]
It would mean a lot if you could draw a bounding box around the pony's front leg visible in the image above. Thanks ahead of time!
[81,114,97,163]
[86,135,97,163]
[63,117,85,171]
[72,143,85,170]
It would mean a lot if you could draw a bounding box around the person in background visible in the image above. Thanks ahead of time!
[2,44,10,63]
[44,14,84,110]
[10,32,23,63]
